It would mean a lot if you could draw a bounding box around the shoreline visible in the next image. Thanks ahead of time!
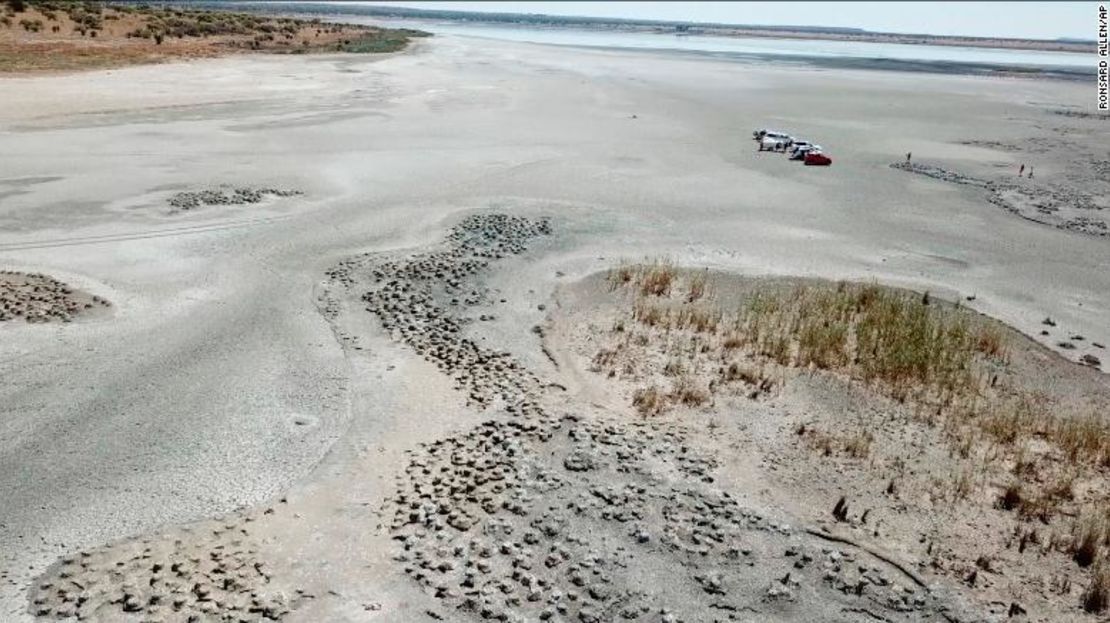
[205,1,1095,54]
[509,37,1097,81]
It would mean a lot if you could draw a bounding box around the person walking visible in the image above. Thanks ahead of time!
[1019,164,1025,176]
[906,152,912,163]
[1028,167,1034,179]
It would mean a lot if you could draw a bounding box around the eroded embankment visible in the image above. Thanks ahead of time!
[556,263,1110,620]
[336,214,978,622]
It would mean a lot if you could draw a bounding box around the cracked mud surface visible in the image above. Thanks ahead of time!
[0,271,110,323]
[336,214,980,622]
[28,213,981,622]
[167,187,303,215]
[890,157,1109,239]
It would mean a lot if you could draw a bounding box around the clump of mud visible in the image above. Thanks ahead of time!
[28,515,297,622]
[167,187,302,214]
[0,271,110,323]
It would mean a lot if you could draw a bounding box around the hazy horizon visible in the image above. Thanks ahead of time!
[342,1,1093,41]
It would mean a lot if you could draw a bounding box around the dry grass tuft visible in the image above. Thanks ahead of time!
[632,299,668,328]
[737,282,998,397]
[607,263,636,290]
[843,430,875,459]
[632,386,666,417]
[638,259,676,297]
[1072,514,1109,568]
[686,270,709,302]
[670,375,710,407]
[801,427,874,459]
[607,258,685,298]
[1054,413,1110,465]
[1015,474,1075,523]
[1083,564,1109,613]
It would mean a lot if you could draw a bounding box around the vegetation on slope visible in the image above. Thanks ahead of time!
[0,0,428,72]
[602,261,1110,613]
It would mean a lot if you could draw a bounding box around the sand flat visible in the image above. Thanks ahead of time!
[1,34,1108,621]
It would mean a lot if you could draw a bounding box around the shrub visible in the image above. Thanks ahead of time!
[1073,515,1109,568]
[843,430,874,459]
[686,271,708,302]
[6,0,25,13]
[632,386,665,417]
[639,260,675,297]
[998,482,1023,511]
[669,375,709,407]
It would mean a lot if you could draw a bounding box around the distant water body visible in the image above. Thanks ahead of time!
[393,21,1091,70]
[221,1,1096,77]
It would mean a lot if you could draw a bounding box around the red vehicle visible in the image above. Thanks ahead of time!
[804,151,832,166]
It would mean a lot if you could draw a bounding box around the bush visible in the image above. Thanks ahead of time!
[6,0,25,13]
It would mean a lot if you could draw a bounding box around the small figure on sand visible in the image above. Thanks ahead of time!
[1028,167,1034,179]
[906,152,912,163]
[1019,164,1025,176]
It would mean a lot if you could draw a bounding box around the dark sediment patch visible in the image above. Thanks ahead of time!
[890,162,1108,238]
[167,187,302,214]
[0,270,110,323]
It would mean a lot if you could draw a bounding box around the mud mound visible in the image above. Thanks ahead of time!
[389,411,956,622]
[28,515,297,622]
[334,213,553,409]
[0,271,109,323]
[167,187,302,214]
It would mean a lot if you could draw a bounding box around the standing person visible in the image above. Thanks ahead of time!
[1028,167,1034,179]
[906,152,912,164]
[1019,164,1025,176]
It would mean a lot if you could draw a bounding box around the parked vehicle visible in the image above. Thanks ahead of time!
[761,136,789,151]
[804,151,832,166]
[788,141,811,156]
[754,128,824,161]
[754,129,792,143]
[789,143,820,160]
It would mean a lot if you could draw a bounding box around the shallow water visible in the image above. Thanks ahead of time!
[243,0,1097,71]
[386,20,1093,70]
